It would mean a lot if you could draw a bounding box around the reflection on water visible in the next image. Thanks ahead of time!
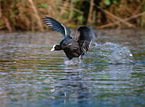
[0,30,145,107]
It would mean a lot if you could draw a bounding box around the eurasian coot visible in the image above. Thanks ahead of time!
[43,17,96,60]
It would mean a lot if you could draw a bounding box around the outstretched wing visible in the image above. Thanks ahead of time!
[74,26,96,53]
[43,17,71,37]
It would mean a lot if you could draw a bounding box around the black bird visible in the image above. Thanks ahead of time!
[43,17,96,60]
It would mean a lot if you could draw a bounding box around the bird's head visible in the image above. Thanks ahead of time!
[50,45,62,51]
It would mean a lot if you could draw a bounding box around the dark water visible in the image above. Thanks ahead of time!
[0,30,145,107]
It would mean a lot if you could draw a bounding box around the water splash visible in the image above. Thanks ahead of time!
[64,58,81,66]
[83,42,135,64]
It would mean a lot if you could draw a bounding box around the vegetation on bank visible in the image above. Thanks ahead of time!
[0,0,145,32]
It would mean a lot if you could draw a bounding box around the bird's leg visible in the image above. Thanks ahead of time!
[79,55,82,63]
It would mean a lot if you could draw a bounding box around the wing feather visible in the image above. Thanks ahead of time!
[43,17,71,37]
[74,26,96,53]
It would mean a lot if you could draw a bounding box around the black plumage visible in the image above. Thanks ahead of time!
[43,17,96,60]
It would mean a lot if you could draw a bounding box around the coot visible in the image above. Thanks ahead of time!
[43,17,96,60]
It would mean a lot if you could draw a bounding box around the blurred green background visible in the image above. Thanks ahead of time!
[0,0,145,32]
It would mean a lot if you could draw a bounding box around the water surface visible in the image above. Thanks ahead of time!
[0,30,145,107]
